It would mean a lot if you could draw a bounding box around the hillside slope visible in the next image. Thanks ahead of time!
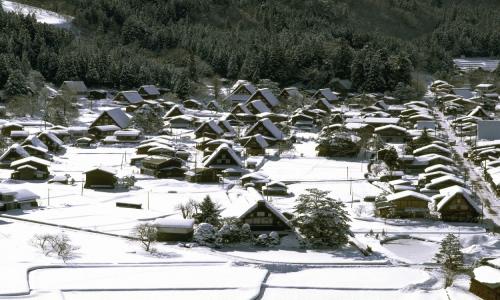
[3,0,500,93]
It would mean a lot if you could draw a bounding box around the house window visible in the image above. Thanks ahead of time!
[256,211,266,217]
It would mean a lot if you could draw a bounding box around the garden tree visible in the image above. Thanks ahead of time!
[130,104,165,134]
[46,94,78,125]
[434,234,464,287]
[405,129,433,153]
[175,199,199,219]
[4,70,29,96]
[293,189,351,248]
[132,223,158,252]
[194,195,223,227]
[382,147,399,171]
[316,129,361,157]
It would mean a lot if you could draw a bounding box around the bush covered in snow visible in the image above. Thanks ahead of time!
[316,129,361,157]
[193,223,217,246]
[193,221,254,247]
[254,231,280,247]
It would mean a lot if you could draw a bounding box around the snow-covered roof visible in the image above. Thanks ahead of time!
[231,103,252,115]
[114,129,141,137]
[92,125,121,132]
[374,124,407,133]
[102,108,130,129]
[248,100,271,113]
[23,145,49,154]
[246,118,284,140]
[13,188,40,202]
[413,144,451,156]
[203,143,243,168]
[314,88,338,101]
[38,131,64,146]
[0,144,30,161]
[195,120,224,136]
[84,167,116,175]
[60,81,87,93]
[426,175,464,190]
[139,85,160,96]
[473,266,500,288]
[436,185,480,213]
[386,191,432,202]
[154,218,195,229]
[424,164,458,174]
[11,156,51,168]
[115,91,144,104]
[10,130,28,137]
[244,134,269,149]
[249,88,280,107]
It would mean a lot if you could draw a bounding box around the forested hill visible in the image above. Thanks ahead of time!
[1,0,500,96]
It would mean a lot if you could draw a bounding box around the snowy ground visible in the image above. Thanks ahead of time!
[1,1,72,28]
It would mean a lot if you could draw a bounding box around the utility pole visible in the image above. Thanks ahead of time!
[147,190,150,210]
[47,188,50,207]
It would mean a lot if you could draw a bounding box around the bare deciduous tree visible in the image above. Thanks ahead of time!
[132,223,158,252]
[31,233,79,262]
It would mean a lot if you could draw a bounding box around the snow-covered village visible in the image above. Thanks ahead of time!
[0,1,500,300]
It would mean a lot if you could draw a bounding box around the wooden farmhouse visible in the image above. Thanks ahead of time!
[84,168,117,189]
[194,120,224,139]
[244,118,284,141]
[1,123,23,136]
[239,197,292,233]
[10,157,51,180]
[138,85,160,99]
[88,125,121,140]
[0,187,39,211]
[164,105,185,119]
[113,91,144,105]
[225,83,257,105]
[90,108,130,129]
[0,144,30,167]
[22,145,50,160]
[279,87,303,102]
[312,88,338,102]
[435,186,481,222]
[140,156,186,178]
[202,143,243,171]
[242,134,269,156]
[374,125,408,143]
[245,88,280,109]
[37,132,64,152]
[59,81,88,95]
[377,191,431,218]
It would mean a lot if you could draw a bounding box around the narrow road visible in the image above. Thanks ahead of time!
[434,104,500,229]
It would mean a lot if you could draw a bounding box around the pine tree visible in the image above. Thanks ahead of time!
[226,53,239,79]
[293,189,351,248]
[350,52,365,90]
[194,195,222,227]
[382,147,399,171]
[4,70,29,96]
[434,234,464,287]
